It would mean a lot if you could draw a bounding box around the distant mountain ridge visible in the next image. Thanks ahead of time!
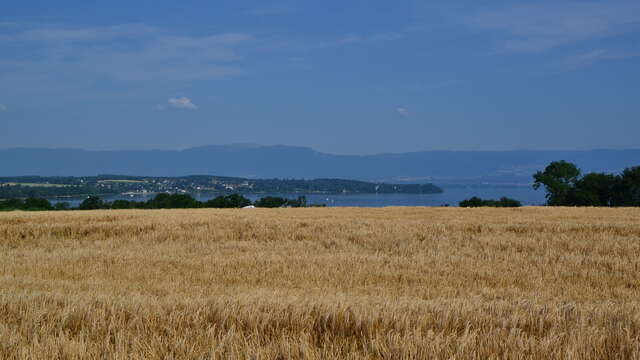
[1,145,639,185]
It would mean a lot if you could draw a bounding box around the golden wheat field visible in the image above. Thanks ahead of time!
[1,207,640,359]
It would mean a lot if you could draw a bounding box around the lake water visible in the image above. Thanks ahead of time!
[50,187,547,207]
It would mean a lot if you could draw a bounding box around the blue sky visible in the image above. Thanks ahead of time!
[1,0,639,154]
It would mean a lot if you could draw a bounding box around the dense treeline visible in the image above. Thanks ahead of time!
[0,198,66,211]
[0,193,312,212]
[80,193,312,210]
[533,161,640,206]
[459,197,522,208]
[457,161,640,208]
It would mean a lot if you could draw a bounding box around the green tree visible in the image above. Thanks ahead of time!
[147,193,173,208]
[533,160,581,206]
[0,198,25,210]
[572,173,617,206]
[205,194,251,208]
[111,200,134,209]
[168,194,201,208]
[497,197,522,207]
[618,166,640,206]
[79,196,105,210]
[225,193,252,208]
[147,193,201,208]
[254,196,288,208]
[23,198,53,210]
[459,196,521,207]
[459,196,485,207]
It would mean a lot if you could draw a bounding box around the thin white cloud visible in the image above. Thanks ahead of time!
[0,104,7,111]
[373,32,404,41]
[156,97,198,111]
[565,49,640,67]
[168,97,198,110]
[0,22,417,96]
[0,24,252,92]
[396,107,409,116]
[246,5,294,16]
[327,29,413,47]
[468,1,640,53]
[315,26,424,49]
[9,24,155,43]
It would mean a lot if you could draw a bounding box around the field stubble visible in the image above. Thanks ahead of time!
[1,207,639,359]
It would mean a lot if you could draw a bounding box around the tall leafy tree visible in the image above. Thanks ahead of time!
[619,166,640,206]
[533,161,581,206]
[572,173,617,206]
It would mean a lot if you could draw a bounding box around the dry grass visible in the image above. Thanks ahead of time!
[1,207,639,359]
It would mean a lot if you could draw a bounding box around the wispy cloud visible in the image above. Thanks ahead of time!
[314,24,429,49]
[246,4,295,16]
[468,1,640,53]
[0,24,252,94]
[0,104,7,112]
[2,24,155,43]
[154,97,198,111]
[396,107,409,117]
[565,48,640,67]
[168,97,197,110]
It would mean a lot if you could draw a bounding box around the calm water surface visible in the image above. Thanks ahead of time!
[50,187,546,207]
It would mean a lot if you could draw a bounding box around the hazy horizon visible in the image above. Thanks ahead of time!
[2,143,640,157]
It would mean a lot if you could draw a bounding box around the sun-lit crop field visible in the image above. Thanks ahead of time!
[1,207,639,359]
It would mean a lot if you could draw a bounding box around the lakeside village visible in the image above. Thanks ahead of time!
[0,175,444,201]
[101,178,255,197]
